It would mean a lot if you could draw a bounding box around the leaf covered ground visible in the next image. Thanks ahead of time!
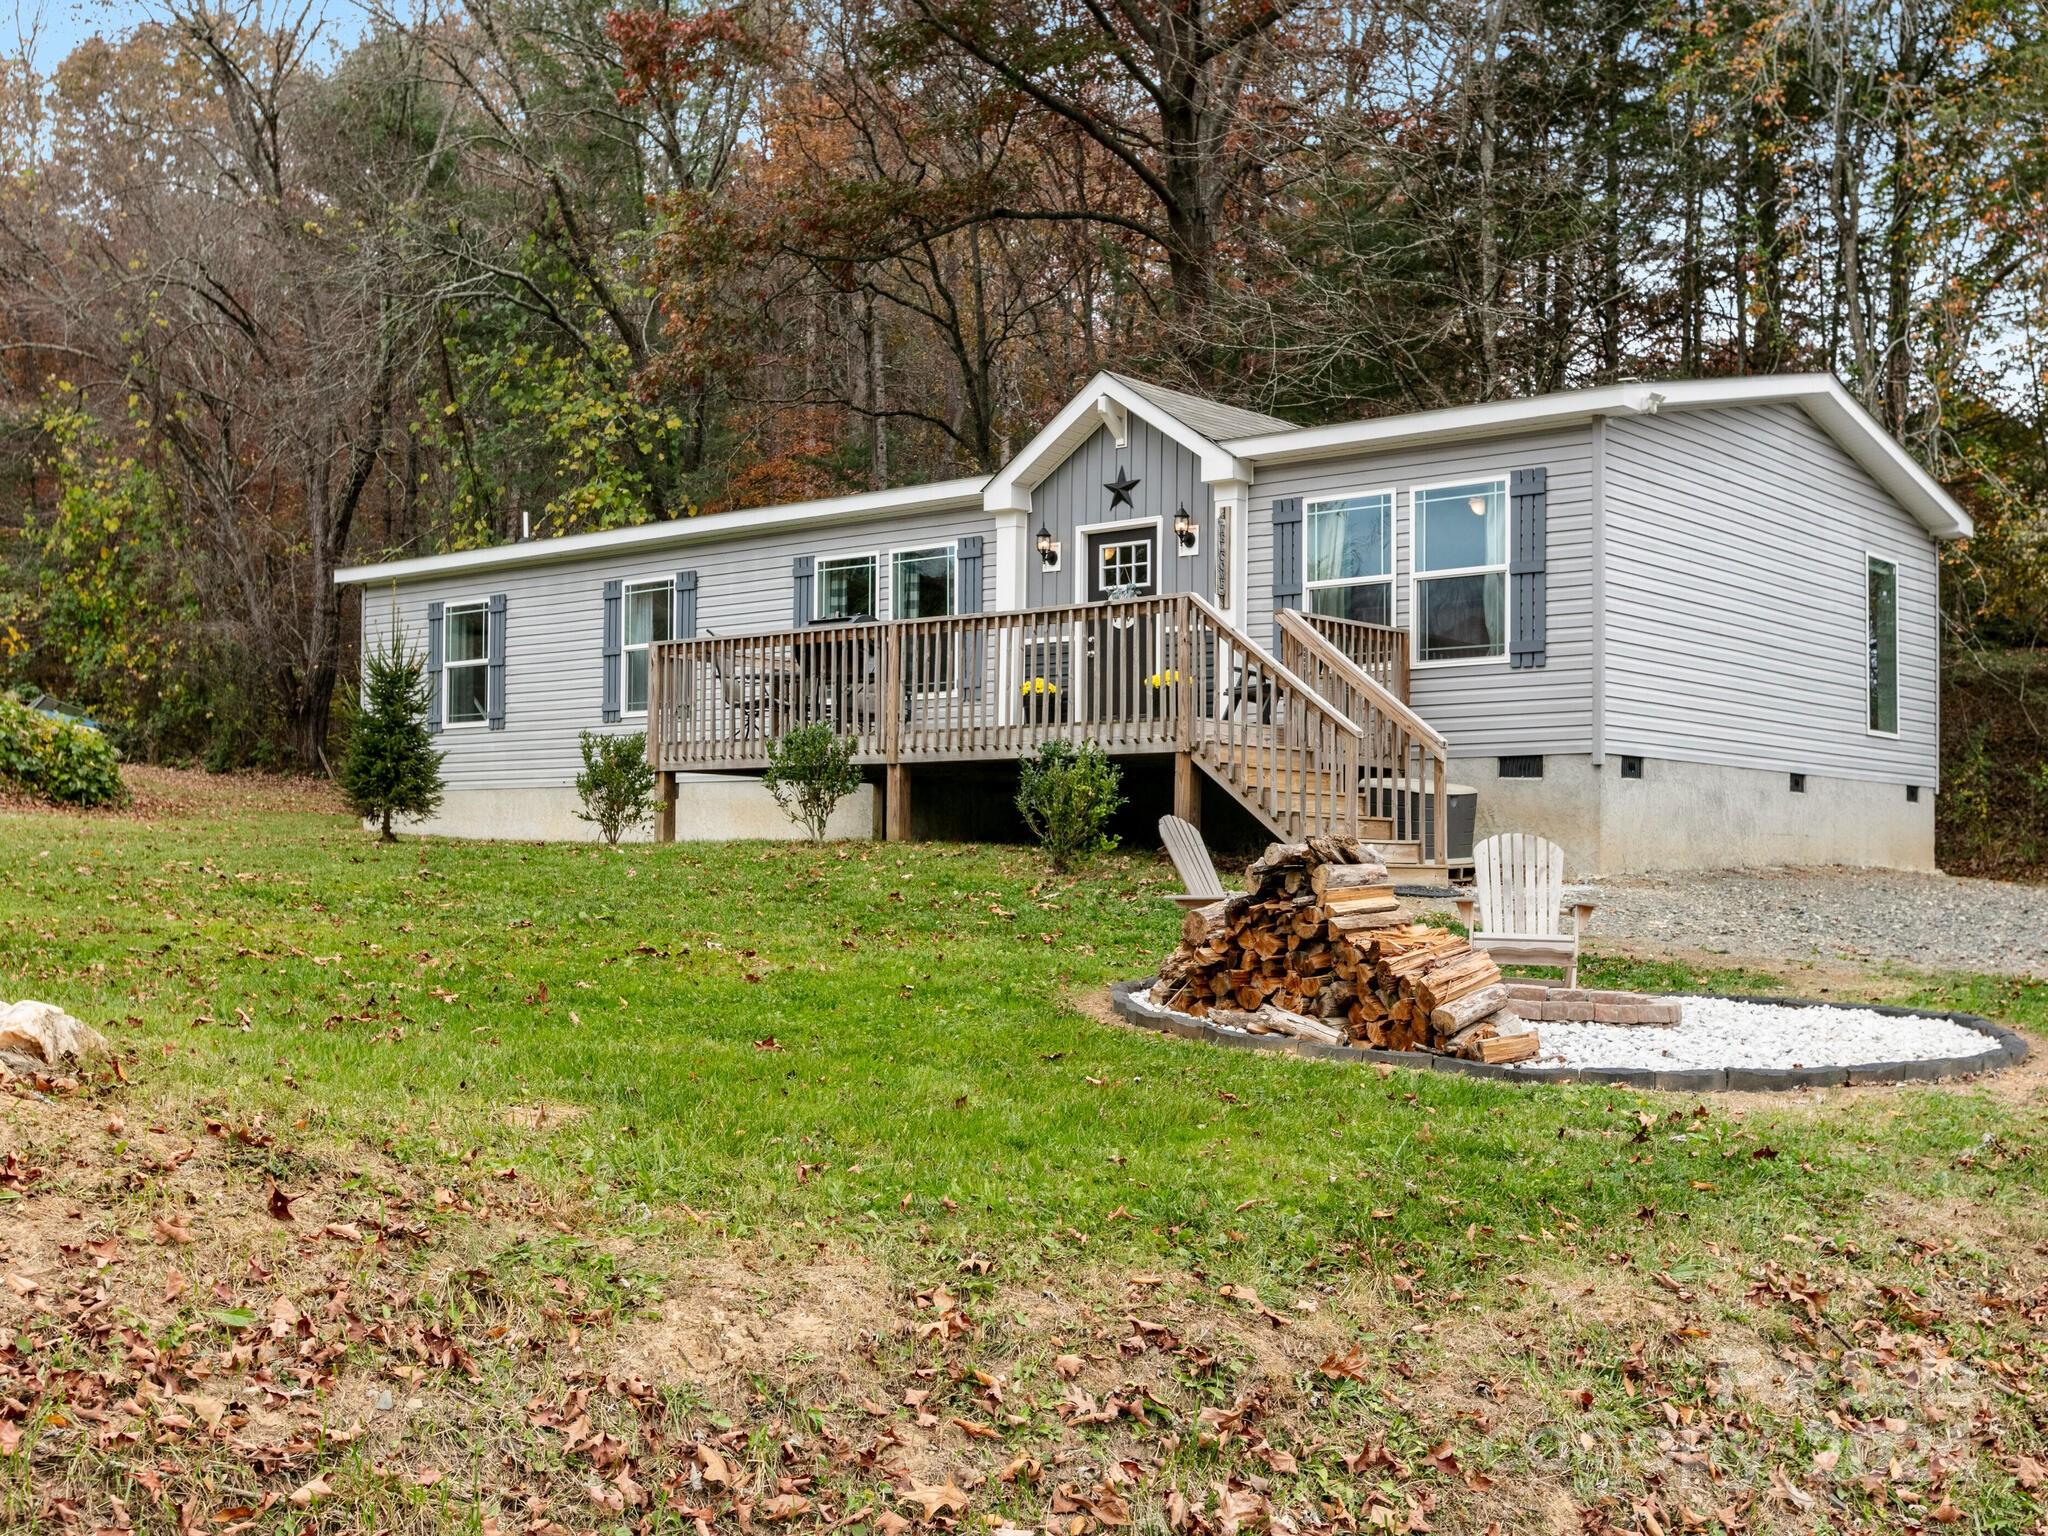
[1,769,2044,1534]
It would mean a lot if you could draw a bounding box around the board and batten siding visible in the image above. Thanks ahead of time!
[1027,419,1212,607]
[1601,402,1939,787]
[359,506,996,792]
[1244,423,1597,756]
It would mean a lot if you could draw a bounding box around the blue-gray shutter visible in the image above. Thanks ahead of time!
[956,536,984,699]
[600,578,623,723]
[1509,467,1547,669]
[1270,496,1303,651]
[792,555,814,626]
[955,536,983,614]
[425,600,444,734]
[486,592,507,729]
[674,569,698,637]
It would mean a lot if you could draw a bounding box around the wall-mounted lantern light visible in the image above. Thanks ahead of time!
[1173,504,1198,550]
[1035,525,1060,568]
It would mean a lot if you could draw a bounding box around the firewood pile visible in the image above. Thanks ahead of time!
[1155,838,1539,1064]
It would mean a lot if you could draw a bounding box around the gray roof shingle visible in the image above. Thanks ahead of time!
[1106,373,1295,442]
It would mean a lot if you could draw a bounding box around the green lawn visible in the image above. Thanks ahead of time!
[2,781,2045,1533]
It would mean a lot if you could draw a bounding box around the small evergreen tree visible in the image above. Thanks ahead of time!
[576,729,657,845]
[763,722,863,841]
[338,632,444,841]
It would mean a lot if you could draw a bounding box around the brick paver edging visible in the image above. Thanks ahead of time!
[1108,980,2029,1092]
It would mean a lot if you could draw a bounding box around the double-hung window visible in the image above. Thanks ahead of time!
[1867,555,1898,735]
[1413,478,1508,663]
[1305,492,1393,625]
[621,579,674,716]
[892,545,956,620]
[443,600,490,725]
[816,554,877,622]
[894,544,957,689]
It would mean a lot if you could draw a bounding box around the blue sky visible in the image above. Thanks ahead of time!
[14,1,369,73]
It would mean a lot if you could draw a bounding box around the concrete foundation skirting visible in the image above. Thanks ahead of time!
[382,780,878,843]
[1107,980,2027,1092]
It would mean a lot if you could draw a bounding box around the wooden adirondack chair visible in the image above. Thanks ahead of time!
[1158,815,1228,911]
[1453,834,1596,986]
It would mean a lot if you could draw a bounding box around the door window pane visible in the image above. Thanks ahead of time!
[1090,533,1154,598]
[1868,557,1898,733]
[1416,572,1504,662]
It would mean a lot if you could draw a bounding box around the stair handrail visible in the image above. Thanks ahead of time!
[1275,610,1446,753]
[1276,608,1450,863]
[1185,595,1366,743]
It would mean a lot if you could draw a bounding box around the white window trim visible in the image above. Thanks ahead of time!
[1408,476,1512,670]
[1073,516,1163,603]
[887,540,961,621]
[1865,550,1901,739]
[812,550,882,623]
[441,596,492,730]
[1302,487,1396,626]
[618,577,673,719]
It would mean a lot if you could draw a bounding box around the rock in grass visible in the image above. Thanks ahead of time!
[0,1000,109,1072]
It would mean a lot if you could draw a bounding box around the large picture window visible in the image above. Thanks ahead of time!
[1413,479,1508,663]
[816,554,877,621]
[892,545,956,619]
[443,600,489,725]
[1305,492,1393,625]
[621,579,673,715]
[1868,555,1898,735]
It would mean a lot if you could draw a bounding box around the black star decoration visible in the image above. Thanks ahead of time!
[1105,467,1141,509]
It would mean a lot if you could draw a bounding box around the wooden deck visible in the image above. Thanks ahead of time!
[645,594,1450,868]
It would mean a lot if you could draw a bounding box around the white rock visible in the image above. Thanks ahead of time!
[0,1000,110,1069]
[1506,995,2000,1072]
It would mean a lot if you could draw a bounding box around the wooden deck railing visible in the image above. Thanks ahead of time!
[1300,613,1410,702]
[1276,610,1450,863]
[647,594,1392,844]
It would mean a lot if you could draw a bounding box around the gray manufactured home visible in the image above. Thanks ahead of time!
[337,372,1970,876]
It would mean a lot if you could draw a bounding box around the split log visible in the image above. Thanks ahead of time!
[1428,983,1511,1035]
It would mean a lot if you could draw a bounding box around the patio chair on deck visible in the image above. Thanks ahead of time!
[1159,815,1228,911]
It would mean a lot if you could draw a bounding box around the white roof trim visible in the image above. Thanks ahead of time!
[983,372,1248,514]
[1223,374,1971,540]
[334,476,989,586]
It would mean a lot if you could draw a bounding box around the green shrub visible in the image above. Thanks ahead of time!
[763,723,863,842]
[0,693,126,807]
[337,634,444,840]
[576,730,656,846]
[1016,740,1123,871]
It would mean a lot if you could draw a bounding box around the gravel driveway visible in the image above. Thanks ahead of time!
[1573,867,2047,978]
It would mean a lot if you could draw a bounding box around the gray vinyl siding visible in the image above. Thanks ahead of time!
[1603,402,1939,787]
[360,506,995,792]
[1245,424,1597,755]
[1027,420,1212,607]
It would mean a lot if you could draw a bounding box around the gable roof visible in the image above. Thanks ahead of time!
[1104,373,1294,441]
[1221,374,1972,540]
[337,371,1968,586]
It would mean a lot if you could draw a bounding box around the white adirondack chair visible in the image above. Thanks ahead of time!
[1158,815,1228,910]
[1453,834,1596,986]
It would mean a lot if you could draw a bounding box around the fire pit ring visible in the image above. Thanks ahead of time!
[1108,979,2027,1093]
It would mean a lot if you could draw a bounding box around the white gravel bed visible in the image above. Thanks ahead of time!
[1506,995,1999,1072]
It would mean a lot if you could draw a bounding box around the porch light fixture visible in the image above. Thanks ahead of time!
[1035,524,1060,567]
[1173,504,1197,549]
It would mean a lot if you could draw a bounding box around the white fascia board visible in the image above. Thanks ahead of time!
[335,476,990,586]
[1224,374,1971,541]
[984,372,1248,515]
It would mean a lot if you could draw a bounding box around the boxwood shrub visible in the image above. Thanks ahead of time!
[0,694,126,807]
